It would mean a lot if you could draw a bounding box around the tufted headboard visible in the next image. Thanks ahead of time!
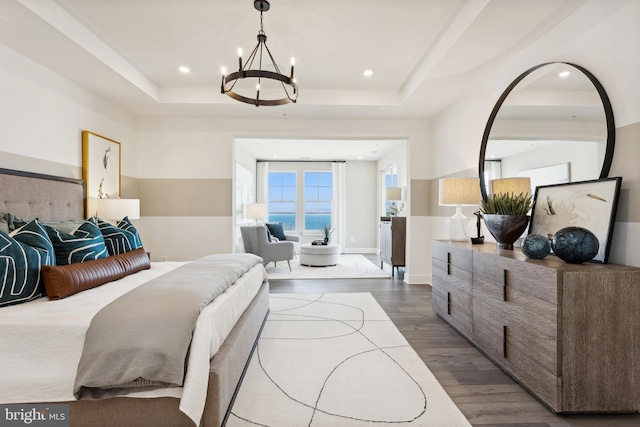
[0,168,86,221]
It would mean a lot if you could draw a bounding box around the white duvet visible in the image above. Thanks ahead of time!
[0,260,267,426]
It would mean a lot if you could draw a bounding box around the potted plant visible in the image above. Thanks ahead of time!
[480,192,533,250]
[320,223,335,244]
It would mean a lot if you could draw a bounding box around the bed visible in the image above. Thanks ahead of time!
[0,168,270,427]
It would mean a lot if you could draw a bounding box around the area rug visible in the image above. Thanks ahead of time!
[265,254,389,280]
[226,293,471,427]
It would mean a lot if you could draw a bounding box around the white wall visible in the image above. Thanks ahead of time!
[0,44,136,178]
[344,161,378,253]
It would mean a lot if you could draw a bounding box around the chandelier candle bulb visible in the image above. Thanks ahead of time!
[291,57,295,77]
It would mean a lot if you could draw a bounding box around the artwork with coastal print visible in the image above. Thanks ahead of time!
[529,177,621,263]
[82,131,121,216]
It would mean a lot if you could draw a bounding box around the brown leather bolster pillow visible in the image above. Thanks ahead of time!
[43,248,151,300]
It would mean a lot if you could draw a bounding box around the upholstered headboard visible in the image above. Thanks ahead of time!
[0,168,86,221]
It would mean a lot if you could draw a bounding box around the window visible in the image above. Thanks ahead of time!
[304,171,332,230]
[268,172,296,230]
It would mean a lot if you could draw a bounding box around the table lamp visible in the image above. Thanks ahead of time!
[439,178,480,241]
[489,177,531,197]
[96,198,140,222]
[246,203,267,224]
[385,187,402,216]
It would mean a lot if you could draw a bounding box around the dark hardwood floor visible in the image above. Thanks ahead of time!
[268,258,640,427]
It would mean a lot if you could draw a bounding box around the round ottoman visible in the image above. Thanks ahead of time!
[299,243,340,267]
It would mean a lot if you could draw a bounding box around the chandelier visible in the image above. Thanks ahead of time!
[220,0,298,107]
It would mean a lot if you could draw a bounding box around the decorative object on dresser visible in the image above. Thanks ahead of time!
[432,240,640,413]
[438,177,480,241]
[520,233,551,259]
[478,62,616,201]
[471,210,484,244]
[480,191,533,250]
[379,216,405,277]
[530,177,621,263]
[550,226,599,264]
[385,186,402,217]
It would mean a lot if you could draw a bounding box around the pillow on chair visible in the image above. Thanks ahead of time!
[266,222,287,241]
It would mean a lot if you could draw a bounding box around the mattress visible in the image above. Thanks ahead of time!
[0,260,267,425]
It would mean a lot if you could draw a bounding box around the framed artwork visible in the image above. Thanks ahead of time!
[529,177,622,263]
[82,131,121,216]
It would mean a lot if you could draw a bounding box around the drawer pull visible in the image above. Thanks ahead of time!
[503,325,508,358]
[503,269,508,301]
[447,292,451,315]
[447,252,451,275]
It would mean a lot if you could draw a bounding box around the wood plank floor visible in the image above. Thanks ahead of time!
[268,262,640,427]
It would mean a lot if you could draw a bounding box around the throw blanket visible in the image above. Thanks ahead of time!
[74,253,262,399]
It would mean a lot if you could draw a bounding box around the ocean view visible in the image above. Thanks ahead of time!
[268,214,331,231]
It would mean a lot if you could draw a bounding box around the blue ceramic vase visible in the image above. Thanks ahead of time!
[551,226,599,264]
[521,234,551,259]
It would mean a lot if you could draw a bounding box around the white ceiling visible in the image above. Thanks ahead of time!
[0,0,589,159]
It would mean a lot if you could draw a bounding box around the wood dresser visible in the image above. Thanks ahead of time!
[432,240,640,413]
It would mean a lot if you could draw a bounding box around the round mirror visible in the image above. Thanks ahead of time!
[479,62,615,200]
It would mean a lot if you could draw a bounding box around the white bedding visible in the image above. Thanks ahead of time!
[0,260,267,426]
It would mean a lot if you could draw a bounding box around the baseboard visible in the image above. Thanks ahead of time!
[343,247,377,254]
[404,273,432,285]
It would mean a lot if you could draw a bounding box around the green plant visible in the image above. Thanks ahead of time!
[320,223,335,239]
[480,192,532,216]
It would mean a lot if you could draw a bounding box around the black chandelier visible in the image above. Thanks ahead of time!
[220,0,298,107]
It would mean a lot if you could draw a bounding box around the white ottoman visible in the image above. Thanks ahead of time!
[299,243,340,267]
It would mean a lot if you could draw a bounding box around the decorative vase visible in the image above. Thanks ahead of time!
[323,237,329,245]
[551,226,599,264]
[521,234,551,259]
[483,214,530,250]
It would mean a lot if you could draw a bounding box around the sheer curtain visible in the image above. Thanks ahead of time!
[331,162,346,252]
[256,161,269,204]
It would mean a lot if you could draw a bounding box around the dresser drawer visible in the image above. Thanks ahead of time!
[473,273,558,340]
[432,287,472,337]
[432,241,472,270]
[473,250,559,304]
[433,258,472,294]
[472,309,560,410]
[473,297,558,374]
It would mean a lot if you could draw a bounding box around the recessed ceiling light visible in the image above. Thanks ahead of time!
[272,155,278,159]
[179,66,190,74]
[559,70,570,78]
[357,156,363,160]
[363,69,373,77]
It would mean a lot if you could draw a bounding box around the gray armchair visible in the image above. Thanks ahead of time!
[241,225,295,271]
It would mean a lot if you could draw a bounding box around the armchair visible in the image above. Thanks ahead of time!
[240,225,295,271]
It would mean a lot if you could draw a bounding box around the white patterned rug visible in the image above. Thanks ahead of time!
[265,255,389,280]
[227,293,471,427]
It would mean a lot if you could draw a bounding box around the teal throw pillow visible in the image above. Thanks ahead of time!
[0,228,52,307]
[266,222,287,241]
[13,219,56,266]
[89,216,143,256]
[44,221,108,265]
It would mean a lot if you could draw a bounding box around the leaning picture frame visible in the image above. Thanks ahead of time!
[529,177,622,263]
[82,131,121,216]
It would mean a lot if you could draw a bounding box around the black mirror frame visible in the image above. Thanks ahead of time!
[478,62,616,200]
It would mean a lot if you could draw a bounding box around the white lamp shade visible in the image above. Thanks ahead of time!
[438,178,480,206]
[490,177,532,197]
[246,203,267,220]
[97,198,140,220]
[385,187,402,201]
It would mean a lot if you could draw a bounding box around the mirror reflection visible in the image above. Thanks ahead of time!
[479,62,614,199]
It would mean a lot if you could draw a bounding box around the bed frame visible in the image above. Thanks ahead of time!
[0,168,269,427]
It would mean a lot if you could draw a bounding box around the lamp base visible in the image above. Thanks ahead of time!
[447,206,470,241]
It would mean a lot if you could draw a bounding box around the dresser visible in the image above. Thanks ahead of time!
[380,217,406,277]
[432,240,640,413]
